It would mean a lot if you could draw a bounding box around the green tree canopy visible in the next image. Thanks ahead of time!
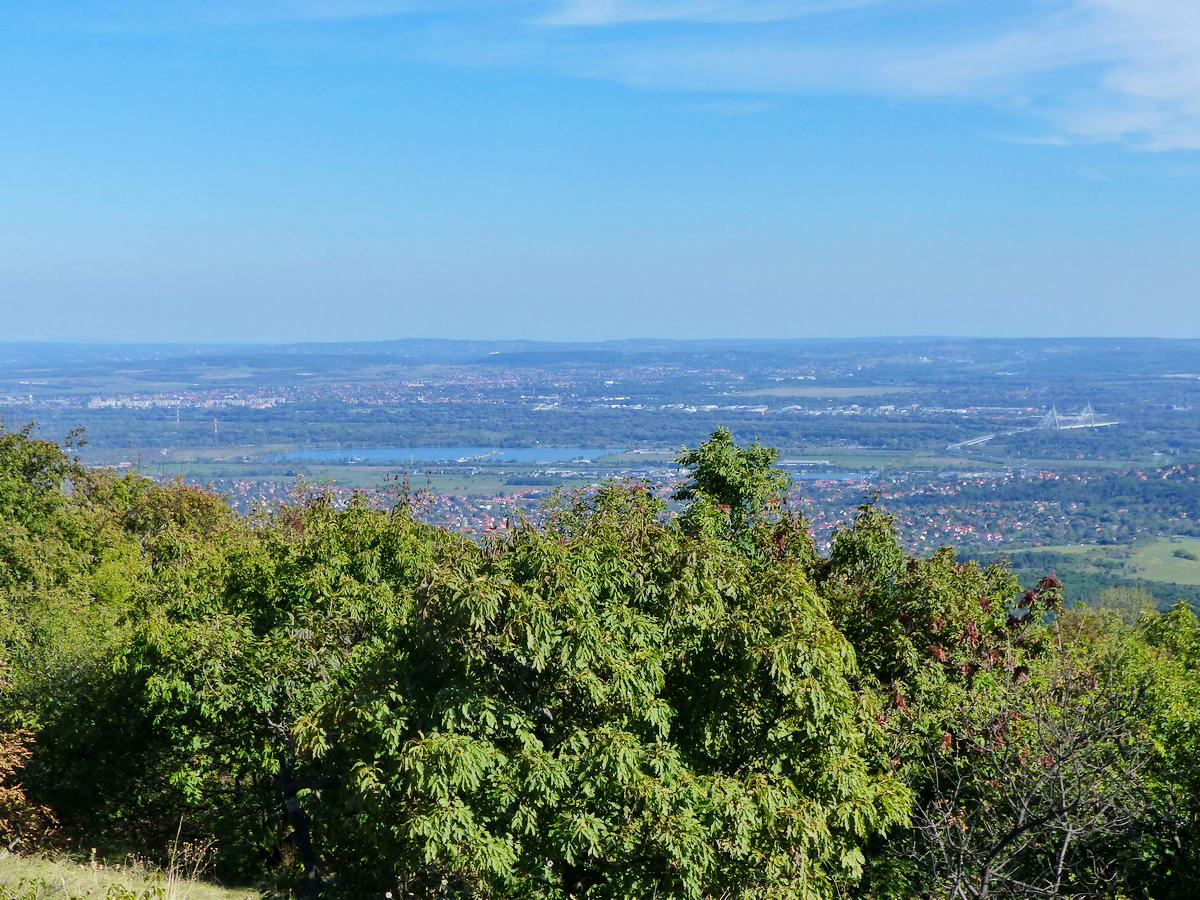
[7,426,1200,900]
[123,478,909,898]
[674,427,791,536]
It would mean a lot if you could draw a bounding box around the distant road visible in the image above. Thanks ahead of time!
[947,420,1119,452]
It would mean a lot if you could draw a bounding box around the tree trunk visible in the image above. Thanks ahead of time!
[280,758,321,900]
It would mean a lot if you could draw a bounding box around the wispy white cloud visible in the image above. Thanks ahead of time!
[523,0,1200,150]
[11,0,1200,150]
[883,0,1200,149]
[537,0,881,26]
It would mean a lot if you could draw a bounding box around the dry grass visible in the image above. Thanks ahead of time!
[0,853,259,900]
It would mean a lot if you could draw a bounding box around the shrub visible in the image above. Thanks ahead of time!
[0,728,56,853]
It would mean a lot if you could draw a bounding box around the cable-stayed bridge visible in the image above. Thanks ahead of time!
[947,403,1118,451]
[1034,402,1112,430]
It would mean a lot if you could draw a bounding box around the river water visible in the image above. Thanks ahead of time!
[271,447,620,463]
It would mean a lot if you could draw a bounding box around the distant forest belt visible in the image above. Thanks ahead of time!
[735,385,923,398]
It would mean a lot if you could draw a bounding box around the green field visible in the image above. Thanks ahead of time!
[778,448,976,470]
[1017,537,1200,586]
[1131,539,1200,584]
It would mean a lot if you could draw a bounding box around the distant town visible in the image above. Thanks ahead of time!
[3,337,1197,606]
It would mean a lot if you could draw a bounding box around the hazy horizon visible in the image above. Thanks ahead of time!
[5,334,1200,349]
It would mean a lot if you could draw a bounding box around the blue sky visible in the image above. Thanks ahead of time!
[3,0,1199,342]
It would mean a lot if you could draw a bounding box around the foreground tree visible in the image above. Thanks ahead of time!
[673,426,791,539]
[0,669,56,854]
[0,426,143,721]
[1128,603,1200,899]
[809,500,1200,899]
[10,424,1200,899]
[1096,586,1159,624]
[907,638,1156,899]
[122,441,909,898]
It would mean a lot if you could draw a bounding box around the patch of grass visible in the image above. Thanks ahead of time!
[1013,538,1200,586]
[0,855,258,900]
[1016,544,1104,557]
[773,448,974,470]
[1128,538,1200,585]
